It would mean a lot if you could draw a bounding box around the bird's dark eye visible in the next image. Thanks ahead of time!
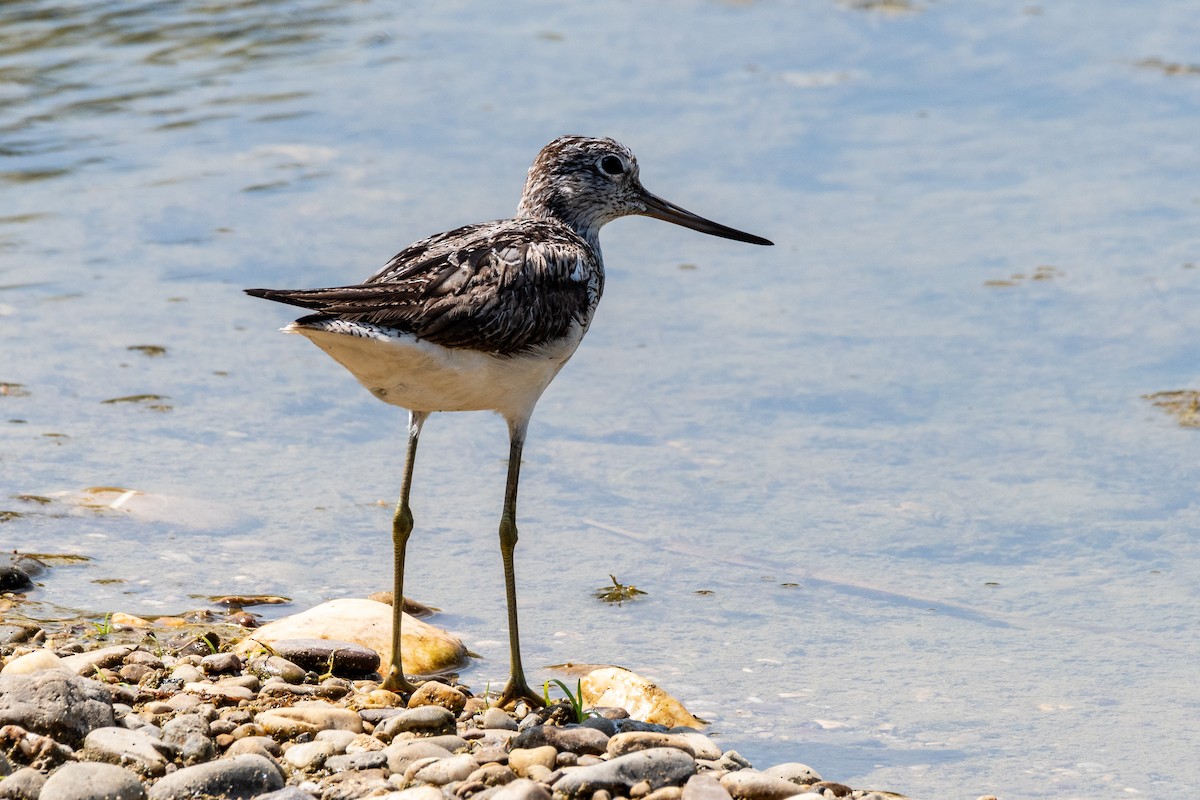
[598,155,625,176]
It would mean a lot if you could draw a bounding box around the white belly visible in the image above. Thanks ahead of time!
[286,319,583,421]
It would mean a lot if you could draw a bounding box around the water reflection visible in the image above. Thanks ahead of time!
[0,0,350,183]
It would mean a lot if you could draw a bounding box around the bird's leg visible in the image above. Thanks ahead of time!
[495,419,546,710]
[382,409,428,694]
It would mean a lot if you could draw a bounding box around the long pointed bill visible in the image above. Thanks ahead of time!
[640,190,774,246]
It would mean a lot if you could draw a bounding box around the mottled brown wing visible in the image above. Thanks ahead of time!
[245,220,599,355]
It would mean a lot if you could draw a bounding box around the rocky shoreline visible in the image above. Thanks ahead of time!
[0,608,943,800]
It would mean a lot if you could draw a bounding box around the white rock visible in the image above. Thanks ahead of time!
[581,667,704,728]
[284,740,336,770]
[1,649,70,675]
[234,598,466,676]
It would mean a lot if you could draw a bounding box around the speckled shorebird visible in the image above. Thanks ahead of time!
[245,135,772,707]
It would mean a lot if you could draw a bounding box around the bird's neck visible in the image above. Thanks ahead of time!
[516,198,605,255]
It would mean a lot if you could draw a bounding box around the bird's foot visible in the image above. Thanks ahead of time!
[381,665,420,696]
[497,676,546,710]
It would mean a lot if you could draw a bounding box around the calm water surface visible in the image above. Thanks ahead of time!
[2,2,1198,797]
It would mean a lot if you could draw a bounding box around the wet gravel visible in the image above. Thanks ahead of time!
[0,619,929,800]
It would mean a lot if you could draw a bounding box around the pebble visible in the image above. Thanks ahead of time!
[325,750,389,772]
[482,706,520,731]
[762,764,822,785]
[200,652,243,675]
[607,731,696,758]
[512,724,610,755]
[226,736,283,761]
[39,761,146,800]
[1,650,70,676]
[468,762,518,786]
[284,740,336,770]
[385,740,455,773]
[383,786,444,800]
[146,753,284,800]
[493,778,553,800]
[672,732,721,761]
[249,655,308,684]
[58,645,135,676]
[266,638,381,677]
[256,789,319,800]
[683,774,734,800]
[315,728,360,751]
[0,670,115,745]
[0,766,46,800]
[0,632,913,800]
[374,705,457,739]
[509,745,558,776]
[412,752,479,784]
[407,679,468,713]
[256,701,364,736]
[81,726,173,776]
[552,747,698,799]
[720,770,809,800]
[0,565,33,592]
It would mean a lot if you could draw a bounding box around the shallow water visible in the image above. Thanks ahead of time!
[3,1,1199,797]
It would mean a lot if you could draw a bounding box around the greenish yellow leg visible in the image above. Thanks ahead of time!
[496,420,546,709]
[382,410,427,694]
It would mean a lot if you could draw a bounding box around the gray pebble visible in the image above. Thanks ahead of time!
[200,652,243,676]
[316,768,390,799]
[0,671,115,747]
[612,719,671,734]
[146,753,284,800]
[81,727,173,777]
[551,747,697,799]
[414,733,469,752]
[491,777,553,800]
[226,736,283,760]
[0,766,46,800]
[325,751,389,772]
[762,764,821,786]
[374,706,456,740]
[579,717,617,737]
[384,740,454,773]
[682,774,734,800]
[314,728,359,752]
[124,651,164,669]
[481,706,519,731]
[170,664,205,684]
[468,762,518,786]
[119,663,154,684]
[40,762,146,800]
[607,732,696,758]
[253,789,319,800]
[249,655,308,684]
[284,741,336,771]
[162,714,215,764]
[0,750,11,777]
[719,771,808,800]
[59,645,135,675]
[670,733,721,761]
[512,725,609,756]
[413,753,479,785]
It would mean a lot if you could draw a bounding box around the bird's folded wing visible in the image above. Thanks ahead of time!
[248,221,599,355]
